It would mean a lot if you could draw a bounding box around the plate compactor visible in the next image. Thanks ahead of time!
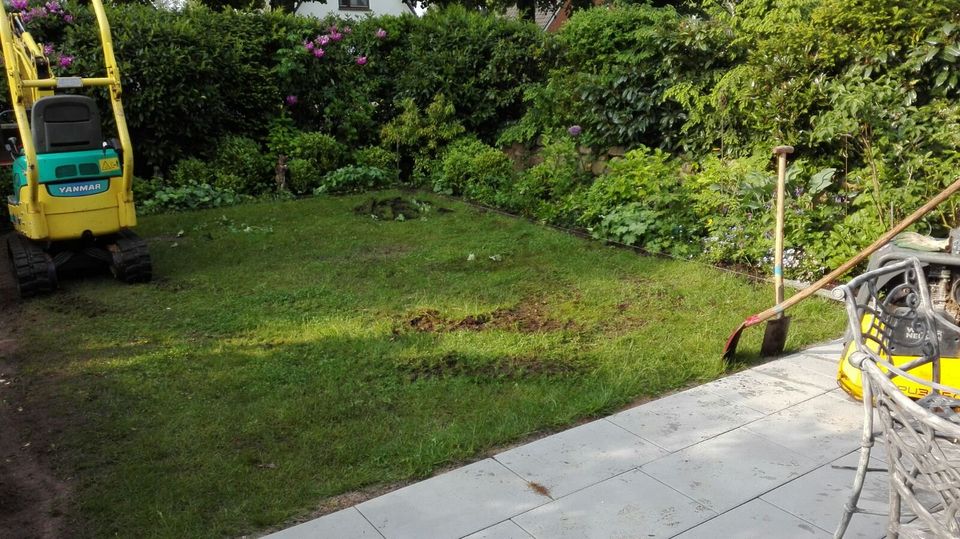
[837,232,960,400]
[1,0,149,298]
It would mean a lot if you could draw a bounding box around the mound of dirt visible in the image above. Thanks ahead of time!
[354,197,449,221]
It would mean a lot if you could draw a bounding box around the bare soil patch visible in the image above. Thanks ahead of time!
[403,299,579,335]
[0,232,70,539]
[400,351,586,381]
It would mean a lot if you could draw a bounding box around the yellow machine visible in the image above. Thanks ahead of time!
[837,240,960,399]
[1,0,149,297]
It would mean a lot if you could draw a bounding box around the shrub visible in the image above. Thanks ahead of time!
[508,134,589,222]
[289,132,346,175]
[434,138,513,205]
[581,146,699,256]
[393,5,545,141]
[140,182,244,215]
[315,165,391,194]
[354,146,397,175]
[287,158,322,194]
[211,136,273,195]
[170,158,217,187]
[381,95,465,184]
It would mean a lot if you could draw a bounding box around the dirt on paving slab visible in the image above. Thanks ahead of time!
[0,232,70,539]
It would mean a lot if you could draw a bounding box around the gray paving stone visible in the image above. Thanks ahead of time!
[463,520,533,539]
[754,357,838,389]
[263,508,382,539]
[608,388,765,452]
[512,469,715,539]
[700,367,828,415]
[494,418,666,499]
[744,391,863,464]
[761,451,888,539]
[356,459,546,539]
[672,498,829,538]
[788,351,843,381]
[641,428,818,513]
[802,340,848,362]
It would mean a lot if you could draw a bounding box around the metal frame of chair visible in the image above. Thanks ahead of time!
[835,257,960,538]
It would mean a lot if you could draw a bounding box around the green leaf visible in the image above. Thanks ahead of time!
[808,168,837,195]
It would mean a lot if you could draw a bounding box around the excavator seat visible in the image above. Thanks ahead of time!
[31,95,102,154]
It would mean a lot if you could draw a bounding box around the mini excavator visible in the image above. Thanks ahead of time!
[1,0,149,298]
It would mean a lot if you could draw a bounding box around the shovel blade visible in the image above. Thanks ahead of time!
[760,316,791,357]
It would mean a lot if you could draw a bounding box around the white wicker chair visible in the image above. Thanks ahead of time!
[835,257,960,539]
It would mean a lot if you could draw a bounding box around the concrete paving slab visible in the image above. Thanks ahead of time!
[786,351,843,381]
[672,498,829,538]
[494,418,666,499]
[356,459,546,539]
[700,367,828,415]
[641,428,819,513]
[802,340,848,362]
[744,391,863,464]
[463,520,534,539]
[512,469,714,539]
[263,508,382,539]
[607,388,765,452]
[753,357,838,390]
[761,451,888,539]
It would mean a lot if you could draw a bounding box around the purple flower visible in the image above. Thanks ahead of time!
[44,1,59,13]
[304,40,314,51]
[330,32,343,42]
[343,26,351,34]
[21,6,45,22]
[375,28,387,39]
[285,95,298,106]
[58,54,73,68]
[568,125,582,137]
[312,47,325,58]
[10,0,27,11]
[356,55,367,66]
[42,43,54,56]
[318,35,330,46]
[62,13,73,23]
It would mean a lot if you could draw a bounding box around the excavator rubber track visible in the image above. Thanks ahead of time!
[6,233,56,298]
[107,229,151,284]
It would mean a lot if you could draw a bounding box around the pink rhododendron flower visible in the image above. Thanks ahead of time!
[356,56,367,66]
[10,0,28,11]
[330,31,343,42]
[318,35,330,46]
[285,95,298,106]
[63,13,73,23]
[58,55,73,68]
[304,40,314,51]
[312,47,325,58]
[44,1,60,13]
[42,43,54,56]
[375,28,387,39]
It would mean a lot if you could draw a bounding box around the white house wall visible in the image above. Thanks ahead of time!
[297,0,412,19]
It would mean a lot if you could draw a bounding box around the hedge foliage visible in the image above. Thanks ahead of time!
[4,0,960,280]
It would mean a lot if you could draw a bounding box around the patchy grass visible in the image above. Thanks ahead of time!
[13,191,845,537]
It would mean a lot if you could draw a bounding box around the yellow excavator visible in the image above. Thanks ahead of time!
[1,0,149,298]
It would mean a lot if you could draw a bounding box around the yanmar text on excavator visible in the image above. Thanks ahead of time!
[2,0,150,298]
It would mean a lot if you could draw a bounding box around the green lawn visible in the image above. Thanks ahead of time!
[14,192,845,537]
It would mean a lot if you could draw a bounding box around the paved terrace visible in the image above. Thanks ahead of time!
[267,339,892,539]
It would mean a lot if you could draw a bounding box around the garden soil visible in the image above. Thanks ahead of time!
[0,232,70,539]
